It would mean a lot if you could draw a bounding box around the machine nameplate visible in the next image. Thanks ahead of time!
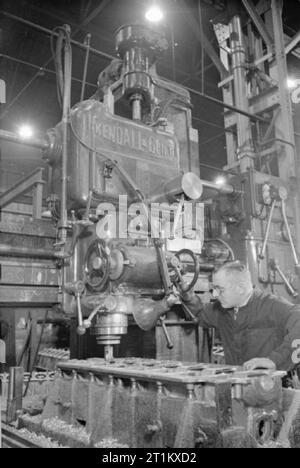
[80,106,180,166]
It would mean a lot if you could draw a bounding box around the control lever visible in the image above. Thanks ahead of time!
[75,293,86,335]
[269,259,298,298]
[181,302,198,324]
[160,316,174,349]
[281,199,300,267]
[83,303,105,330]
[154,238,173,295]
[64,281,86,335]
[259,199,276,259]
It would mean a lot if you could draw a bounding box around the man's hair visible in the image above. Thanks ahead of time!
[215,261,252,285]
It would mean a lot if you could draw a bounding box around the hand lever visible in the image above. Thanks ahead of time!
[181,302,198,324]
[160,316,174,349]
[259,199,276,259]
[270,259,298,298]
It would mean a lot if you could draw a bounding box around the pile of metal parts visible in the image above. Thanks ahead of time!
[18,357,298,448]
[36,348,70,371]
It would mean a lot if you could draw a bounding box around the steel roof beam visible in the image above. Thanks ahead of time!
[242,0,274,46]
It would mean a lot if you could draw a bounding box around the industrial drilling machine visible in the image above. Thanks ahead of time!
[0,21,299,448]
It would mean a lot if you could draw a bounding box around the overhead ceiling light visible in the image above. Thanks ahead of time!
[18,124,33,139]
[145,5,164,23]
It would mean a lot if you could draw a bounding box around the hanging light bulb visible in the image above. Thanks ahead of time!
[215,176,226,187]
[287,78,298,89]
[18,124,34,139]
[145,4,164,23]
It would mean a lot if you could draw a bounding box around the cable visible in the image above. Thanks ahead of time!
[51,25,72,109]
[0,54,97,89]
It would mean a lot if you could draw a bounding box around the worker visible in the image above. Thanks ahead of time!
[181,260,300,372]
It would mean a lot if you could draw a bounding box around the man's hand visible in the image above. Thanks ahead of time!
[180,289,195,303]
[243,358,276,371]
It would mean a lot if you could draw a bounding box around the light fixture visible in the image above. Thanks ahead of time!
[145,4,164,23]
[215,176,226,187]
[18,124,33,139]
[287,78,300,89]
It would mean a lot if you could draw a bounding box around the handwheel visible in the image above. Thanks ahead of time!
[173,249,200,293]
[83,240,110,292]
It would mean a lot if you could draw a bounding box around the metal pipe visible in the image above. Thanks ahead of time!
[0,129,49,150]
[229,15,254,170]
[158,79,270,124]
[80,34,91,101]
[0,244,56,260]
[59,26,72,243]
[201,179,235,195]
[199,162,237,175]
[285,30,300,55]
[170,23,176,81]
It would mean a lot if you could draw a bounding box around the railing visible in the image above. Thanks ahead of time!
[0,168,45,219]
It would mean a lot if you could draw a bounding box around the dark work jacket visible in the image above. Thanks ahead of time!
[188,289,300,370]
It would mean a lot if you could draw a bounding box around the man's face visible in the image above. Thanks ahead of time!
[212,271,243,309]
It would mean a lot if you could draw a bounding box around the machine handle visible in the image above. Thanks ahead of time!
[259,199,276,260]
[160,317,174,349]
[270,259,298,298]
[281,199,300,267]
[181,302,198,324]
[76,293,86,335]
